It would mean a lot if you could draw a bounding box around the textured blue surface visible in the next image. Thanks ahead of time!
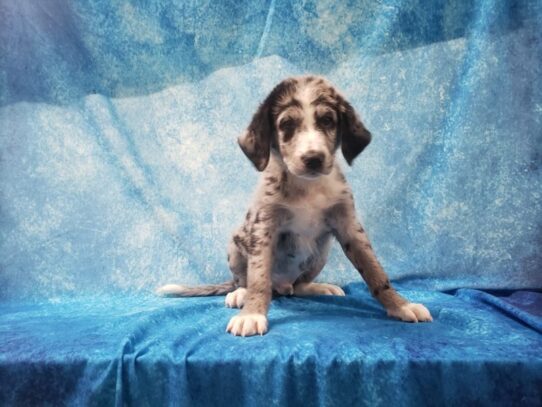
[1,284,541,406]
[1,0,541,405]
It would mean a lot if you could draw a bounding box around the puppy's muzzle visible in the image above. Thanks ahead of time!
[302,151,325,172]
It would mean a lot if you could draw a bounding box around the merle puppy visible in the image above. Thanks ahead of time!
[158,76,433,336]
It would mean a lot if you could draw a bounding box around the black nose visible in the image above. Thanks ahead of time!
[302,152,325,171]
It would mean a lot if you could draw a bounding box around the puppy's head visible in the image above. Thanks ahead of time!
[238,76,371,178]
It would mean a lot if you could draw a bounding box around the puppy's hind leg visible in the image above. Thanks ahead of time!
[294,282,345,296]
[225,236,248,308]
[293,242,344,297]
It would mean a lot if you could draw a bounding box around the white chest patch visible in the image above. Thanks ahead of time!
[268,167,345,290]
[279,175,342,260]
[288,192,328,245]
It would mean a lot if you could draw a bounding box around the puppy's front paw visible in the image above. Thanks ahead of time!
[225,287,247,308]
[387,303,433,323]
[226,313,268,336]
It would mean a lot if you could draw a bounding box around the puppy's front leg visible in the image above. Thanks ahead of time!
[226,253,271,336]
[326,203,432,322]
[226,218,274,336]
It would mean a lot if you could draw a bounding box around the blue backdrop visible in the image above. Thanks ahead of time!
[0,0,541,299]
[0,1,541,405]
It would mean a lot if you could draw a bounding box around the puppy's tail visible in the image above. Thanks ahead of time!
[156,281,236,297]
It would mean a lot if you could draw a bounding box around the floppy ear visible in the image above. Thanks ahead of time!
[339,100,372,165]
[237,98,273,171]
[238,79,298,171]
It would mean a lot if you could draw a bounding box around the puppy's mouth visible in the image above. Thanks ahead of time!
[287,163,333,180]
[297,170,325,180]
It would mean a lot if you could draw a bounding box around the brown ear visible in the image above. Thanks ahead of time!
[339,99,372,165]
[238,79,298,171]
[237,99,273,171]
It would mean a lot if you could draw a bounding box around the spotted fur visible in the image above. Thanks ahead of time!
[157,75,433,336]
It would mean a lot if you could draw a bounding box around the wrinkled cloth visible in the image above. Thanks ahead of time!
[1,284,541,406]
[1,0,541,405]
[1,1,541,298]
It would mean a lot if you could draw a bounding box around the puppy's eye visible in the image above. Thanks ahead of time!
[279,119,296,132]
[319,115,335,127]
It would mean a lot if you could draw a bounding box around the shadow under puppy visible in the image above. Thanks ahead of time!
[157,75,433,336]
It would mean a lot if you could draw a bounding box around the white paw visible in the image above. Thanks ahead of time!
[274,283,294,296]
[387,303,433,323]
[226,313,268,336]
[322,283,346,296]
[294,282,346,296]
[225,287,247,308]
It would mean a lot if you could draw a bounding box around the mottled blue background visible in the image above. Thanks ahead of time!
[1,0,540,300]
[1,1,542,405]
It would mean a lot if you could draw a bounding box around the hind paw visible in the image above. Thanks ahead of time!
[225,287,247,308]
[294,282,345,296]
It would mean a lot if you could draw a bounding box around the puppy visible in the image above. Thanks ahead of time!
[157,76,433,336]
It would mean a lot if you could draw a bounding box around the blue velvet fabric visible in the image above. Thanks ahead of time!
[1,284,541,406]
[1,0,541,405]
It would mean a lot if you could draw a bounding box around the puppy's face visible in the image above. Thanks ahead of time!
[273,80,339,178]
[238,76,371,176]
